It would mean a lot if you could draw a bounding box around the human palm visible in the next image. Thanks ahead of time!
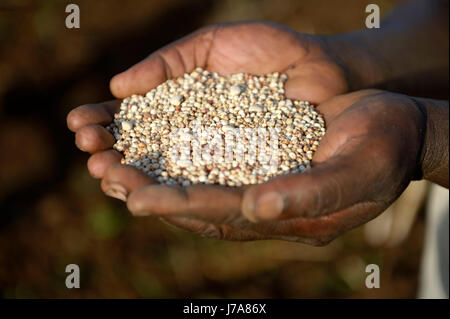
[109,22,348,103]
[103,90,424,245]
[67,22,424,245]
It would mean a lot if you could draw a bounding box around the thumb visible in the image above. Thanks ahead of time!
[109,26,215,98]
[241,141,378,222]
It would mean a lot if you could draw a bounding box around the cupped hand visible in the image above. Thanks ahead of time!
[67,22,425,245]
[109,21,349,104]
[103,90,424,245]
[67,22,351,183]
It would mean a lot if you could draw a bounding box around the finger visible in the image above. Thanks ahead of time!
[87,150,123,179]
[127,184,244,224]
[67,100,120,132]
[285,67,347,105]
[163,200,384,243]
[75,124,116,153]
[109,26,216,98]
[101,163,154,201]
[161,217,269,241]
[315,89,384,123]
[242,138,380,222]
[311,90,389,164]
[263,200,386,245]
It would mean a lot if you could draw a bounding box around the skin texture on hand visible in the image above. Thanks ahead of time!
[66,21,448,245]
[109,22,349,104]
[67,22,352,183]
[67,88,432,244]
[415,97,449,188]
[122,90,432,245]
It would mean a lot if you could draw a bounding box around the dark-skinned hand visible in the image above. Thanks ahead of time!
[67,22,426,245]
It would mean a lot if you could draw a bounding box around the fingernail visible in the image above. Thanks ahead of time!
[254,192,285,221]
[105,183,128,202]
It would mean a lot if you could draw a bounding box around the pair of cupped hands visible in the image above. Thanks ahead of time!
[67,22,426,245]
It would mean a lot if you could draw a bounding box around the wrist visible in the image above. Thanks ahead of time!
[412,97,449,187]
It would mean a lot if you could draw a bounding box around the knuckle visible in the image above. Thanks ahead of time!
[199,223,224,240]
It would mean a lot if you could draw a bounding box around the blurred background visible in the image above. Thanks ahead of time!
[0,0,435,298]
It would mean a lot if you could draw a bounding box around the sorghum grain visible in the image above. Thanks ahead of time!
[107,68,326,187]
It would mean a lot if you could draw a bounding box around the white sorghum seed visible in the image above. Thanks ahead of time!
[249,105,263,112]
[230,84,243,96]
[121,121,133,131]
[108,68,326,187]
[170,95,184,106]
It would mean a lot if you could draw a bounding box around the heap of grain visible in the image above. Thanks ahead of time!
[108,68,325,187]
